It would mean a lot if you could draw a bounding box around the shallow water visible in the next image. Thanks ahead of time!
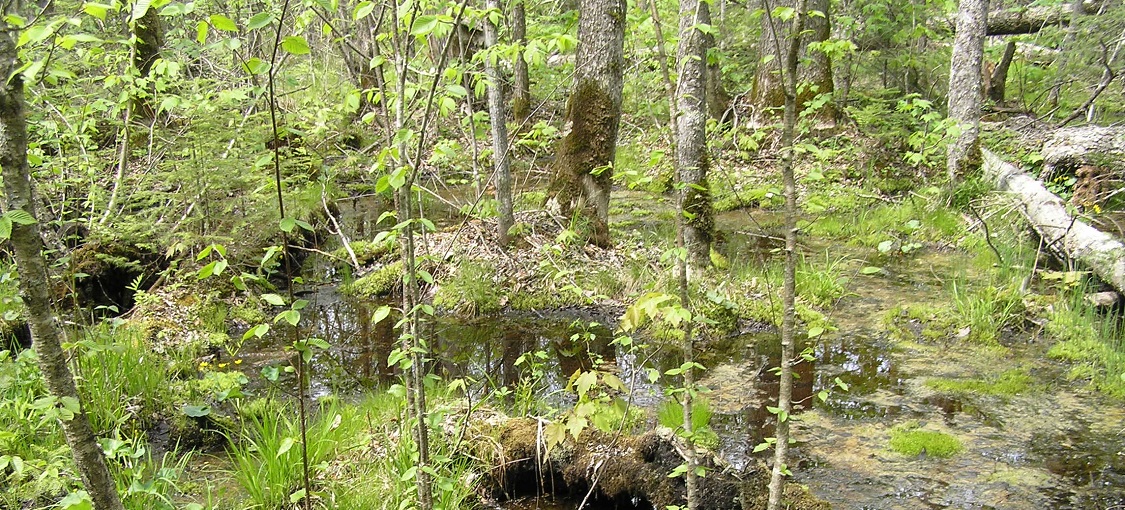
[226,202,1125,509]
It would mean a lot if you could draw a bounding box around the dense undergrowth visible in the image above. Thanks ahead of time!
[3,0,1125,507]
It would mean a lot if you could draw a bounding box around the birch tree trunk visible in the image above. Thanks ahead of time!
[484,0,514,245]
[946,0,988,183]
[676,0,713,268]
[544,0,626,247]
[0,21,125,510]
[983,149,1125,294]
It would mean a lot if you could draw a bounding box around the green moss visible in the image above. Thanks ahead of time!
[509,286,586,310]
[888,422,963,458]
[339,261,402,298]
[335,237,396,266]
[925,369,1034,397]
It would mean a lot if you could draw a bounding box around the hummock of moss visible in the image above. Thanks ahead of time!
[925,368,1034,397]
[889,422,963,458]
[339,261,402,298]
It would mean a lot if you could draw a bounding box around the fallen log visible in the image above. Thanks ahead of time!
[983,149,1125,294]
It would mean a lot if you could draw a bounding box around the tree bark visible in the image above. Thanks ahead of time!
[676,0,712,268]
[544,0,626,247]
[510,0,531,123]
[698,6,731,122]
[946,0,988,183]
[987,40,1017,104]
[130,1,162,119]
[0,21,125,510]
[749,0,833,125]
[765,0,805,506]
[983,149,1125,294]
[484,0,514,246]
[983,0,1101,35]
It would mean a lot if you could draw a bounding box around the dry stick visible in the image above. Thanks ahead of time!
[102,44,134,226]
[321,181,360,269]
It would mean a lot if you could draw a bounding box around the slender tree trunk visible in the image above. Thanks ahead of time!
[699,6,731,121]
[510,0,531,123]
[1047,0,1085,110]
[946,0,988,183]
[676,0,712,268]
[484,0,514,245]
[764,0,805,506]
[0,21,125,510]
[544,0,626,248]
[390,6,432,509]
[987,40,1017,104]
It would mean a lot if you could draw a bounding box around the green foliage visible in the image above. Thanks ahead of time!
[73,324,170,434]
[656,399,719,450]
[1045,290,1125,398]
[888,422,963,458]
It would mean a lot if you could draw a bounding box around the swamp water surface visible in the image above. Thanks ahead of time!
[227,199,1124,509]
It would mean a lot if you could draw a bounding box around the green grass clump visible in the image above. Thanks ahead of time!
[925,368,1034,397]
[888,422,963,458]
[1045,291,1125,398]
[434,261,503,316]
[340,261,402,298]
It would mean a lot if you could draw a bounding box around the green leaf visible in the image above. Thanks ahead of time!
[243,57,270,75]
[262,365,280,382]
[295,219,314,232]
[372,305,391,325]
[130,0,151,22]
[281,36,311,55]
[261,293,286,306]
[197,260,217,279]
[277,437,295,457]
[289,489,307,504]
[353,1,374,19]
[243,323,270,340]
[279,217,296,233]
[807,326,825,338]
[182,405,211,417]
[195,21,208,43]
[276,310,300,326]
[0,217,11,241]
[308,338,330,350]
[409,15,439,36]
[57,491,93,510]
[247,12,274,30]
[84,3,110,20]
[574,370,597,397]
[210,14,237,31]
[860,266,882,275]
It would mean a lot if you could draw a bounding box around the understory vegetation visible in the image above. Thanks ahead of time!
[2,0,1125,508]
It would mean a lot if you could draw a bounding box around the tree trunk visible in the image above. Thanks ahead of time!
[510,0,531,124]
[544,0,626,247]
[987,40,1017,104]
[484,0,514,246]
[946,0,988,183]
[766,0,805,506]
[0,22,125,510]
[983,0,1101,36]
[983,149,1125,294]
[131,1,163,118]
[699,6,731,122]
[749,0,833,126]
[676,0,712,268]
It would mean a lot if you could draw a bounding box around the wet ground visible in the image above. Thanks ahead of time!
[228,193,1125,509]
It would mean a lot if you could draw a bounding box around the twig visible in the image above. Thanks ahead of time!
[969,205,1003,264]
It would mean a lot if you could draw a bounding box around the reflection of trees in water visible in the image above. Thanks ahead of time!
[814,334,898,395]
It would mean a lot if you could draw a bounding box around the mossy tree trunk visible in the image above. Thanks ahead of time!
[700,6,732,121]
[0,20,125,510]
[131,1,163,118]
[545,0,626,248]
[484,0,514,245]
[510,0,531,123]
[946,0,988,183]
[676,0,713,268]
[749,0,833,126]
